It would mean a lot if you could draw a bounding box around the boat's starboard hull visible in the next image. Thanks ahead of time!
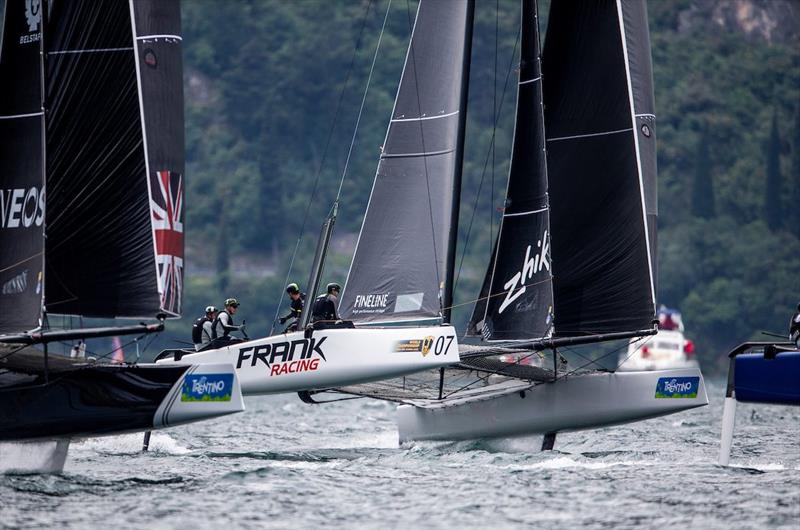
[397,368,708,442]
[157,326,459,395]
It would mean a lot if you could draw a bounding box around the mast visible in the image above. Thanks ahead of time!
[442,0,475,324]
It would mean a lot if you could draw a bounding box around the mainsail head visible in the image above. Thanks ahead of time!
[339,0,474,325]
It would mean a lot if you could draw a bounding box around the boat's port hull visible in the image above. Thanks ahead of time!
[397,368,708,442]
[157,325,459,395]
[0,363,244,441]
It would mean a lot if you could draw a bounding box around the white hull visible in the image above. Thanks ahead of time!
[158,326,459,395]
[153,362,246,428]
[397,368,708,442]
[0,439,70,474]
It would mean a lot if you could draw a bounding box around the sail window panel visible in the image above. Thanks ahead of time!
[0,0,45,334]
[340,154,457,323]
[547,133,654,335]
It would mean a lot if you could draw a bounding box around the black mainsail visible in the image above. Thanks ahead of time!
[339,0,474,324]
[0,0,184,333]
[543,0,657,336]
[469,0,657,341]
[467,0,553,342]
[0,0,45,334]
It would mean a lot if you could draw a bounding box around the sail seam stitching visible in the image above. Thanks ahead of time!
[391,110,459,122]
[547,127,632,142]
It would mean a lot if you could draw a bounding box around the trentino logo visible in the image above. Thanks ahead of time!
[180,373,234,402]
[654,377,699,399]
[498,230,550,314]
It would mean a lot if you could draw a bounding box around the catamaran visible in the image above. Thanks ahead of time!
[0,0,243,473]
[159,0,708,449]
[301,0,709,446]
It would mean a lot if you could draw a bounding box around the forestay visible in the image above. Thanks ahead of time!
[340,0,473,325]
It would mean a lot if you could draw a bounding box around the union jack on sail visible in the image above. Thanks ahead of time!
[150,170,184,316]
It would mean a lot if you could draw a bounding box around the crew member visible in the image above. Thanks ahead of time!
[192,305,217,351]
[210,298,245,348]
[790,303,800,349]
[311,282,341,327]
[279,283,305,332]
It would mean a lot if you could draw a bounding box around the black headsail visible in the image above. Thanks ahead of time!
[0,0,46,334]
[467,0,553,341]
[339,0,474,324]
[543,0,657,337]
[42,0,184,320]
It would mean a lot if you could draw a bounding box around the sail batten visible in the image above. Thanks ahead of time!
[340,0,473,324]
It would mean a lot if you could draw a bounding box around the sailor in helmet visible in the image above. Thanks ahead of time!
[192,305,217,351]
[279,283,305,333]
[209,298,246,348]
[311,282,341,329]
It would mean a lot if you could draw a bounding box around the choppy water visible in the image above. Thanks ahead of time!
[1,380,798,529]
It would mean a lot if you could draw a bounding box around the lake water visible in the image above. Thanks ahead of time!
[1,380,798,529]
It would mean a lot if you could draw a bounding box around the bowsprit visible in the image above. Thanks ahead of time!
[236,337,327,376]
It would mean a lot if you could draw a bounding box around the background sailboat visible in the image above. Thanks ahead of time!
[0,0,242,473]
[312,0,707,445]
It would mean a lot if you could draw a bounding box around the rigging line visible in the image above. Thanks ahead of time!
[403,0,442,306]
[452,25,521,295]
[269,0,376,334]
[0,252,43,275]
[334,0,394,207]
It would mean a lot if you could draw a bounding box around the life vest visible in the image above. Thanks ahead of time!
[212,310,234,339]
